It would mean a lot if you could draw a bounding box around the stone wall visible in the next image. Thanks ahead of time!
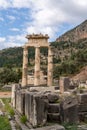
[15,90,25,115]
[13,88,80,127]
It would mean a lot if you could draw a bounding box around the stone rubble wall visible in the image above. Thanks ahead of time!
[12,84,87,127]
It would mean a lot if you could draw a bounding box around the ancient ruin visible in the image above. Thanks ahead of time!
[11,34,87,130]
[22,34,53,87]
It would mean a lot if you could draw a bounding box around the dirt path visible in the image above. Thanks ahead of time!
[0,92,11,98]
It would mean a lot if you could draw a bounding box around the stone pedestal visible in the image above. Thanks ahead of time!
[34,47,40,86]
[47,47,53,86]
[60,96,78,124]
[22,47,28,87]
[25,92,48,127]
[59,77,70,93]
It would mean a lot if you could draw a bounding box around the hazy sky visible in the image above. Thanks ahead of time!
[0,0,87,49]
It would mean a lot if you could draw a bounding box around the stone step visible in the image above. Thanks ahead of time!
[78,104,87,112]
[47,113,60,123]
[79,112,87,122]
[48,103,60,113]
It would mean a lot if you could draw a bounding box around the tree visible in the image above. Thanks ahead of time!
[0,68,21,84]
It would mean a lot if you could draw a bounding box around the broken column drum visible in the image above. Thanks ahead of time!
[22,34,53,87]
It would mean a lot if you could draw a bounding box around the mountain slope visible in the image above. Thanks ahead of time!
[56,20,87,43]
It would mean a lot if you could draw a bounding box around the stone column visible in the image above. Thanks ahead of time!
[47,46,53,86]
[34,47,40,86]
[22,46,28,87]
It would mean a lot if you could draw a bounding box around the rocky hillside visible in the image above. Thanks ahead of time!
[56,20,87,43]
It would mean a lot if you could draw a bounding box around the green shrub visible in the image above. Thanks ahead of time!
[9,109,15,116]
[0,116,11,130]
[62,122,77,130]
[20,115,27,124]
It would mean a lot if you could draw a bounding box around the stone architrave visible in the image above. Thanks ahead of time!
[47,46,53,86]
[22,47,28,87]
[34,47,40,86]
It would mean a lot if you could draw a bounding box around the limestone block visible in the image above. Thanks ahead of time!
[25,92,48,127]
[25,92,34,123]
[60,96,78,123]
[48,103,60,113]
[34,94,48,126]
[47,113,60,123]
[59,77,70,93]
[62,105,78,123]
[77,93,87,104]
[78,104,87,112]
